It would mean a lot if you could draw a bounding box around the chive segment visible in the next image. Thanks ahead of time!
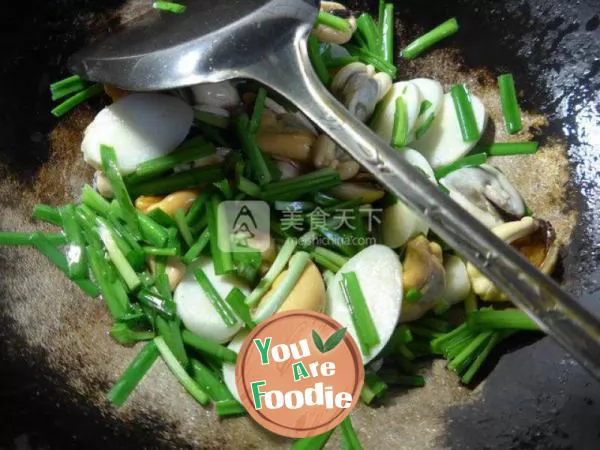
[234,114,273,186]
[402,18,459,59]
[340,416,363,450]
[467,309,540,331]
[226,288,255,329]
[249,87,268,135]
[181,330,238,363]
[498,74,523,135]
[51,83,103,117]
[477,142,538,156]
[216,399,247,417]
[128,165,224,197]
[392,96,409,148]
[450,84,480,142]
[153,1,186,13]
[308,35,332,87]
[107,341,159,406]
[339,271,380,355]
[317,11,351,32]
[261,169,341,201]
[381,4,395,65]
[434,152,488,179]
[193,268,237,327]
[33,204,63,226]
[154,336,210,405]
[290,430,335,450]
[0,231,66,246]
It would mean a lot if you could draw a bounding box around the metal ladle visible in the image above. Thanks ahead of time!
[69,0,600,377]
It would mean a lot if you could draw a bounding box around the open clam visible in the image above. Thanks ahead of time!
[467,216,559,302]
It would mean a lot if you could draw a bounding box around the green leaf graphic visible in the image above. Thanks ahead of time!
[312,329,325,353]
[323,327,347,353]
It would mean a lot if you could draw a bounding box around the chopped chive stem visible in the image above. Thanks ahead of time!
[381,4,395,65]
[430,323,470,352]
[154,336,210,405]
[82,184,112,216]
[31,232,69,274]
[234,114,273,186]
[414,112,436,140]
[98,222,140,291]
[155,315,189,368]
[467,309,540,330]
[109,323,154,346]
[100,145,140,236]
[206,195,233,275]
[312,246,349,268]
[138,214,169,247]
[402,17,459,59]
[50,74,85,93]
[476,141,538,156]
[50,75,89,101]
[32,204,63,226]
[216,399,247,417]
[193,268,237,327]
[450,84,480,142]
[107,340,159,406]
[434,152,488,179]
[183,228,210,264]
[419,99,433,116]
[324,56,361,68]
[153,1,186,13]
[498,74,523,135]
[226,288,256,329]
[174,208,194,247]
[396,342,415,360]
[245,238,297,306]
[308,35,332,87]
[51,83,104,117]
[407,324,443,339]
[253,252,311,322]
[405,287,422,302]
[249,88,268,135]
[238,176,262,198]
[86,245,128,319]
[142,246,178,256]
[339,271,380,355]
[345,44,397,78]
[340,416,363,450]
[448,331,494,373]
[128,165,225,197]
[181,330,238,363]
[146,208,177,229]
[185,192,210,226]
[0,231,66,246]
[360,371,388,404]
[190,359,233,402]
[261,169,341,201]
[356,13,381,53]
[382,373,425,387]
[61,205,88,280]
[291,430,335,450]
[317,10,351,31]
[129,139,215,183]
[461,331,513,384]
[316,227,356,257]
[392,96,409,148]
[311,252,341,272]
[137,289,175,319]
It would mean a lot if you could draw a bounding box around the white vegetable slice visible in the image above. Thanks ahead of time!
[410,78,444,138]
[381,149,436,249]
[222,330,248,403]
[443,255,472,305]
[411,92,488,168]
[174,258,247,344]
[190,81,240,110]
[371,81,421,145]
[81,93,193,175]
[326,245,403,364]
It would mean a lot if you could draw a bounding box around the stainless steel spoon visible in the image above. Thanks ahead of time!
[69,0,600,377]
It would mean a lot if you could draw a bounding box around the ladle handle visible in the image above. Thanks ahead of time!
[244,28,600,379]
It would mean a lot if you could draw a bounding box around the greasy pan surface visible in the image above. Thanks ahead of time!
[1,0,599,448]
